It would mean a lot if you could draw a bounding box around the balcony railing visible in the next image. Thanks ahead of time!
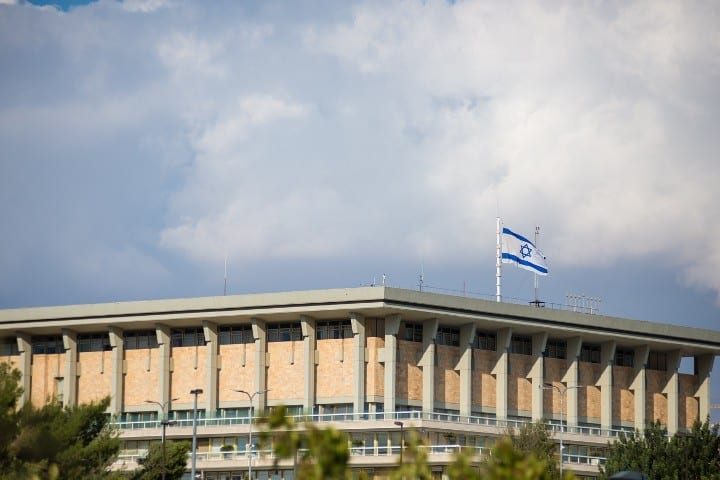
[111,410,630,439]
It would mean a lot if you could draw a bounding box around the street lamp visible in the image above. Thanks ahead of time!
[144,397,179,480]
[394,421,404,466]
[233,389,270,480]
[540,382,582,479]
[189,388,204,480]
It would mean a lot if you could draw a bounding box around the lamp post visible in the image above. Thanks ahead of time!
[393,421,404,466]
[233,389,269,480]
[190,388,204,480]
[540,383,582,479]
[145,397,179,480]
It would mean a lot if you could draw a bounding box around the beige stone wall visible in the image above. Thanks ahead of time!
[316,338,353,399]
[679,373,699,429]
[365,336,384,397]
[0,354,19,369]
[471,350,496,410]
[397,340,422,402]
[170,346,207,404]
[435,345,460,405]
[218,343,255,401]
[645,369,667,425]
[267,341,305,402]
[508,354,532,415]
[612,366,634,424]
[77,351,112,404]
[543,358,565,416]
[123,348,159,407]
[30,353,65,406]
[578,362,601,421]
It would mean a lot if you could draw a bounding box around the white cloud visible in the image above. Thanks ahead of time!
[1,0,720,303]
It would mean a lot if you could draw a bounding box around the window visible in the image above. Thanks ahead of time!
[219,326,253,345]
[510,335,532,355]
[121,411,158,423]
[171,409,206,421]
[316,320,353,340]
[124,331,158,350]
[267,323,302,342]
[473,331,496,351]
[615,348,634,367]
[545,340,566,359]
[171,328,205,347]
[402,323,423,342]
[78,333,111,352]
[436,327,459,347]
[31,336,63,354]
[580,344,600,363]
[647,351,667,371]
[0,338,18,356]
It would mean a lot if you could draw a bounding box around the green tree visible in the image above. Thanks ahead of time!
[0,362,121,480]
[601,420,720,480]
[478,437,556,480]
[132,441,190,480]
[507,422,560,479]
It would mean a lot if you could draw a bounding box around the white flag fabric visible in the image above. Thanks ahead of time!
[501,227,549,275]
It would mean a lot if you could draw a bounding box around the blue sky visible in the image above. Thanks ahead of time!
[1,0,719,416]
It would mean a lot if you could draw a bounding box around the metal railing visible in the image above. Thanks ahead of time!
[111,410,629,439]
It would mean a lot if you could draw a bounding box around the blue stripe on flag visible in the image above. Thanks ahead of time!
[501,253,548,274]
[501,227,535,247]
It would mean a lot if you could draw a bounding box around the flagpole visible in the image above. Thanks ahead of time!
[533,226,539,303]
[496,217,502,302]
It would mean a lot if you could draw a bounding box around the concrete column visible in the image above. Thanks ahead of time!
[155,325,171,411]
[492,328,512,420]
[631,345,650,432]
[457,323,476,417]
[597,341,616,431]
[529,332,548,422]
[300,315,316,413]
[694,354,715,422]
[251,318,267,413]
[662,350,681,435]
[203,321,218,416]
[420,318,439,413]
[350,313,366,415]
[383,314,401,416]
[108,327,124,415]
[61,329,77,408]
[16,333,32,407]
[562,337,583,427]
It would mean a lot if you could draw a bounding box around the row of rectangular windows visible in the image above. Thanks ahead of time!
[0,330,669,369]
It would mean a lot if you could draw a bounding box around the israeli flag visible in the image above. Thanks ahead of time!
[501,227,548,275]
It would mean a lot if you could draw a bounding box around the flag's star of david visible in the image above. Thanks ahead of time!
[520,243,532,258]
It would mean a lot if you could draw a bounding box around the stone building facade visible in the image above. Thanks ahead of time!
[0,287,717,479]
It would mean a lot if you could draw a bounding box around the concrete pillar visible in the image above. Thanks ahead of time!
[383,314,401,416]
[300,315,316,413]
[662,350,681,435]
[597,341,616,431]
[631,345,650,432]
[108,327,124,415]
[350,313,366,415]
[562,337,583,427]
[529,332,548,422]
[492,328,512,420]
[155,324,171,412]
[457,323,476,417]
[61,329,77,408]
[203,321,218,416]
[251,318,267,413]
[694,354,715,422]
[16,333,31,407]
[420,318,439,413]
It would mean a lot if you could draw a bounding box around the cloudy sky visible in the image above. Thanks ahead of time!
[0,0,718,411]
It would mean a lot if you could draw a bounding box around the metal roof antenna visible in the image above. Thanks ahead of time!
[382,274,386,286]
[223,251,228,296]
[418,264,424,292]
